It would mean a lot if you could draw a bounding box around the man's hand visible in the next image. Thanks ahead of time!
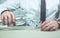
[41,20,59,31]
[1,11,16,25]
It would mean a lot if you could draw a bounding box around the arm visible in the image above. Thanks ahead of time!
[0,0,19,25]
[55,2,60,28]
[41,0,60,31]
[0,0,19,14]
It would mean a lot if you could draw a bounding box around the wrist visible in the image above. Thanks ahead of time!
[1,10,11,14]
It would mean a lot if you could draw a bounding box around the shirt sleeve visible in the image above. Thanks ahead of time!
[0,0,19,14]
[0,6,7,14]
[46,0,60,20]
[56,0,60,20]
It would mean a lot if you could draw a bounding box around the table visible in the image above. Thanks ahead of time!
[0,26,60,38]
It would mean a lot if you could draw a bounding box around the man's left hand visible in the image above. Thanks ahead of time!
[41,20,59,31]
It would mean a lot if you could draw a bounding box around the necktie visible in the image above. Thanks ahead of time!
[41,0,46,23]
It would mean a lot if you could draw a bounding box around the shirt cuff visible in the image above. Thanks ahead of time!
[0,7,7,14]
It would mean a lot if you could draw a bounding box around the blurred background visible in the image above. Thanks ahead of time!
[0,0,6,4]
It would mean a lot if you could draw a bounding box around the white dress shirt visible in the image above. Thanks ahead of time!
[0,0,59,26]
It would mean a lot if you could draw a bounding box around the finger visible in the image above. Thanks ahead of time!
[4,16,8,25]
[10,12,16,23]
[7,14,11,25]
[43,24,54,31]
[1,15,5,25]
[41,20,51,28]
[11,13,13,23]
[11,14,16,26]
[41,21,52,30]
[50,27,57,31]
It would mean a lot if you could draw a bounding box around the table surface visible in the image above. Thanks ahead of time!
[0,26,60,38]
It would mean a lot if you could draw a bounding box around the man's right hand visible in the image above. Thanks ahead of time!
[1,11,16,26]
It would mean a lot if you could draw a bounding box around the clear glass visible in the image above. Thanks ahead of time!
[14,8,27,26]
